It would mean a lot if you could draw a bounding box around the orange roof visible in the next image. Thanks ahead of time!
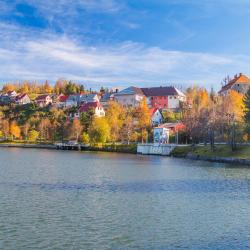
[219,73,250,93]
[149,108,158,116]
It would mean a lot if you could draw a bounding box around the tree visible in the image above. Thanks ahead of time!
[68,118,83,141]
[2,119,10,139]
[88,117,110,143]
[80,108,95,132]
[10,122,21,139]
[28,130,39,142]
[134,99,151,143]
[105,101,124,142]
[244,88,250,139]
[81,132,90,144]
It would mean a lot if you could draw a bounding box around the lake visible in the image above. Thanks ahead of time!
[1,148,250,249]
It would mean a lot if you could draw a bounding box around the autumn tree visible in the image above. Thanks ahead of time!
[68,118,83,141]
[243,88,250,139]
[88,117,110,143]
[10,122,21,139]
[105,101,124,142]
[134,99,151,143]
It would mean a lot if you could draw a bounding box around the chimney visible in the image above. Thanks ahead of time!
[239,73,242,76]
[115,88,119,93]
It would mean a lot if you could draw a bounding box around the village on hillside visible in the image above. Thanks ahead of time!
[0,73,250,148]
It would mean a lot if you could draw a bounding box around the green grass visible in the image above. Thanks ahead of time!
[172,145,250,159]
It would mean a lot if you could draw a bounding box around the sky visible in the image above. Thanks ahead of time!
[1,0,250,90]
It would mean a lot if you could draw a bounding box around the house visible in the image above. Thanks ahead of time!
[66,93,99,107]
[159,122,185,133]
[79,102,105,117]
[153,127,169,144]
[0,95,11,105]
[141,86,186,110]
[7,90,17,99]
[219,73,250,95]
[35,95,52,107]
[115,86,145,107]
[150,108,163,125]
[100,92,115,109]
[66,94,78,107]
[55,94,68,108]
[15,93,31,105]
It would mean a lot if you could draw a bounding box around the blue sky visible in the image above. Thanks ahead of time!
[1,0,250,90]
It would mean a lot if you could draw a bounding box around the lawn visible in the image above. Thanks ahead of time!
[172,145,250,159]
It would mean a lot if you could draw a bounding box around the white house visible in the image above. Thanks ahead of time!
[35,95,52,107]
[219,73,250,95]
[66,93,99,107]
[79,102,105,117]
[15,93,31,105]
[115,86,145,107]
[150,108,163,125]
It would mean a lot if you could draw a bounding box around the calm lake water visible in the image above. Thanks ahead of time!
[1,148,250,249]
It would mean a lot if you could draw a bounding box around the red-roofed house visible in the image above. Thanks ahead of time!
[35,95,52,107]
[141,86,186,110]
[15,93,31,105]
[219,73,250,95]
[79,102,105,117]
[149,108,163,125]
[55,94,68,108]
[158,122,185,133]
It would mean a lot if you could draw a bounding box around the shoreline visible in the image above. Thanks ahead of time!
[1,143,250,166]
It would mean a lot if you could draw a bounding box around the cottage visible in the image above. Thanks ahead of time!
[79,93,99,105]
[55,94,68,108]
[0,95,11,105]
[35,95,52,107]
[141,86,186,110]
[15,93,31,105]
[115,86,145,107]
[219,73,250,95]
[100,92,115,109]
[150,108,163,125]
[79,102,105,117]
[66,93,99,107]
[7,90,17,99]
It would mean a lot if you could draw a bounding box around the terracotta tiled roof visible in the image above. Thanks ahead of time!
[219,73,250,93]
[79,102,103,112]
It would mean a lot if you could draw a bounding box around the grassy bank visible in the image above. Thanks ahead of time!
[172,145,250,159]
[83,143,137,154]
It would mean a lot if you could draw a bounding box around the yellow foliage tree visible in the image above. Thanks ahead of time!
[10,122,21,139]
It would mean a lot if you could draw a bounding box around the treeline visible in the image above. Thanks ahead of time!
[182,87,249,149]
[0,101,152,144]
[1,80,88,95]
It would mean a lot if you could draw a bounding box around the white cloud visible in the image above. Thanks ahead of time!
[0,23,249,90]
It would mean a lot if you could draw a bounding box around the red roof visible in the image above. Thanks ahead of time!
[15,93,28,100]
[79,102,104,112]
[59,95,68,102]
[219,73,250,93]
[35,95,50,101]
[158,122,185,131]
[149,108,158,116]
